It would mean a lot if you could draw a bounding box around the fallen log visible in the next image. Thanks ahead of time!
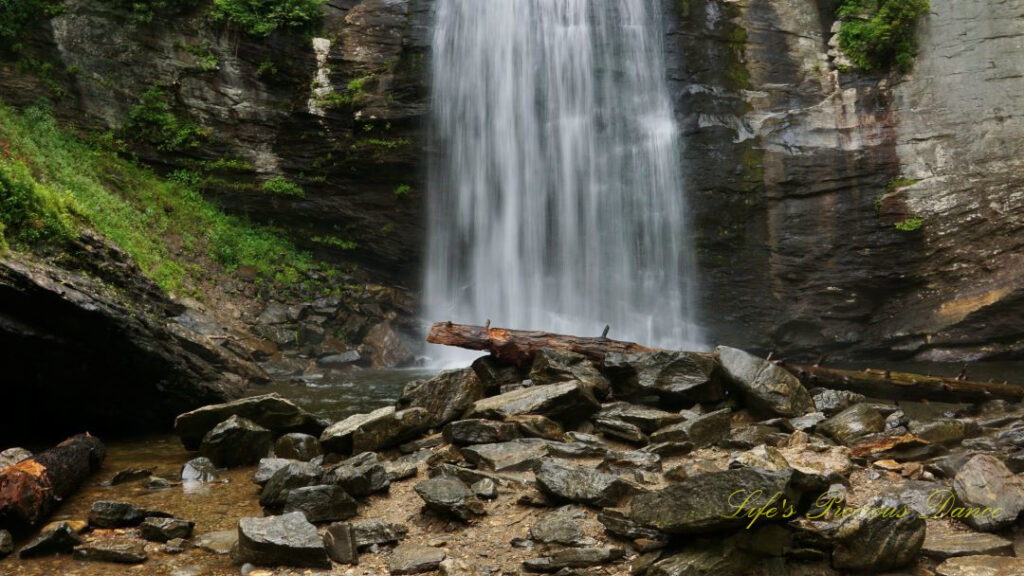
[779,363,1023,404]
[428,322,1023,403]
[427,321,662,366]
[0,433,106,534]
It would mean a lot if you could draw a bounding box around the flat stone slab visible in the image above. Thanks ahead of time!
[73,538,147,564]
[389,543,446,574]
[465,381,599,422]
[922,521,1013,559]
[936,555,1024,576]
[233,511,330,568]
[462,438,550,472]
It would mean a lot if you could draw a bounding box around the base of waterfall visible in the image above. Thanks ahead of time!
[3,339,1024,575]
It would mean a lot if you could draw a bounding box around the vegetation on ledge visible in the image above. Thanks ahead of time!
[0,103,323,294]
[837,0,930,73]
[211,0,324,37]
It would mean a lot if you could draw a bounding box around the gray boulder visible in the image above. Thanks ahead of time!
[322,452,390,497]
[352,519,409,549]
[398,368,487,428]
[389,543,446,575]
[649,408,731,448]
[233,512,330,568]
[522,547,624,573]
[530,506,588,546]
[320,406,395,454]
[812,389,866,415]
[323,522,358,564]
[200,415,273,467]
[175,393,328,450]
[181,456,218,483]
[714,346,813,416]
[535,459,630,507]
[73,538,147,564]
[18,523,81,557]
[88,501,171,528]
[284,485,359,523]
[253,457,293,485]
[274,433,321,461]
[464,381,600,423]
[597,403,686,434]
[259,461,323,511]
[831,495,926,572]
[140,517,194,542]
[530,348,611,397]
[443,419,520,446]
[952,454,1024,531]
[935,556,1024,576]
[817,403,885,446]
[604,351,721,404]
[414,476,486,521]
[462,438,550,472]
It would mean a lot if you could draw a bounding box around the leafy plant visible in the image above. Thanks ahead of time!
[311,235,356,250]
[104,0,199,22]
[837,0,930,73]
[393,184,411,197]
[894,216,923,232]
[0,156,75,246]
[211,0,325,37]
[261,175,305,198]
[126,87,207,152]
[176,41,218,72]
[0,0,64,40]
[257,60,278,78]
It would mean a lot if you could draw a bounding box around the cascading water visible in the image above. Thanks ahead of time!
[425,0,702,361]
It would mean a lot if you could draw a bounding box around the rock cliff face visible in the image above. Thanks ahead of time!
[1,0,1021,361]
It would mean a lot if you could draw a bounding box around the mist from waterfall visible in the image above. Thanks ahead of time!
[424,0,702,362]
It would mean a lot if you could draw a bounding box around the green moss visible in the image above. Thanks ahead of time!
[103,0,199,22]
[894,216,923,232]
[0,0,65,40]
[393,184,411,197]
[126,87,208,152]
[310,235,356,250]
[319,74,374,109]
[14,55,65,97]
[261,176,305,198]
[885,177,919,194]
[176,41,219,72]
[0,155,75,246]
[211,0,324,37]
[257,60,278,79]
[837,0,930,73]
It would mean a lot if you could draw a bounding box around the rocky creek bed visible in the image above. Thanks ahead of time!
[2,345,1024,576]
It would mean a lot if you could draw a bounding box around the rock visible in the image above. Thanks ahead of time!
[722,423,788,449]
[597,402,686,433]
[601,450,661,474]
[323,522,358,564]
[253,457,293,485]
[274,433,321,461]
[443,419,520,446]
[323,452,389,497]
[162,538,186,554]
[530,506,587,546]
[534,459,630,507]
[936,555,1024,576]
[73,538,147,564]
[729,445,790,471]
[414,476,486,521]
[108,467,152,485]
[0,447,32,469]
[817,403,886,445]
[812,389,866,415]
[1007,449,1024,474]
[361,321,414,368]
[385,458,420,482]
[597,508,670,545]
[439,558,490,576]
[352,519,409,549]
[714,346,814,416]
[831,495,926,572]
[522,547,624,572]
[471,478,498,500]
[654,408,732,448]
[175,394,328,451]
[630,468,799,533]
[398,368,487,428]
[88,501,171,528]
[509,414,565,440]
[922,522,1014,559]
[321,406,427,455]
[200,415,273,467]
[640,441,694,456]
[0,529,11,559]
[530,348,611,397]
[317,350,362,368]
[181,456,218,483]
[604,351,721,403]
[194,530,237,554]
[647,542,750,576]
[592,415,647,444]
[18,522,82,557]
[140,517,194,542]
[465,381,600,423]
[389,543,446,574]
[462,438,550,472]
[789,412,826,431]
[470,355,522,391]
[233,512,330,568]
[283,485,358,523]
[259,461,323,511]
[952,454,1024,531]
[910,419,979,445]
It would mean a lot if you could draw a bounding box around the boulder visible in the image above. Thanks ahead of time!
[647,542,751,576]
[464,381,600,423]
[361,321,414,368]
[922,522,1014,559]
[604,351,721,404]
[322,452,389,497]
[233,512,330,568]
[714,346,813,416]
[140,517,194,542]
[952,454,1024,531]
[321,406,429,455]
[443,419,520,446]
[323,522,358,564]
[181,456,218,483]
[630,468,800,534]
[73,538,147,564]
[530,348,611,397]
[508,415,564,440]
[471,478,498,500]
[597,403,686,434]
[274,433,321,461]
[0,529,11,559]
[253,458,293,485]
[398,368,487,428]
[597,508,669,545]
[200,415,273,467]
[389,543,446,575]
[530,506,588,546]
[470,355,522,391]
[812,389,866,415]
[592,415,647,444]
[936,555,1024,576]
[259,461,323,511]
[17,522,81,557]
[729,445,790,471]
[522,547,624,573]
[284,485,358,523]
[108,467,152,485]
[831,495,926,572]
[352,519,409,549]
[535,459,630,507]
[462,438,550,472]
[193,530,237,555]
[175,393,328,450]
[649,408,731,448]
[414,477,486,521]
[0,447,32,470]
[601,450,661,474]
[88,501,171,528]
[910,419,979,445]
[817,403,886,446]
[317,350,361,368]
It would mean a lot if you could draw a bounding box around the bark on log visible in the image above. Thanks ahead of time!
[427,322,1023,403]
[427,321,661,366]
[0,434,106,534]
[779,363,1023,404]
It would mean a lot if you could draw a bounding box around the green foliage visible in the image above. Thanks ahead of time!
[310,235,356,250]
[176,41,218,72]
[257,60,278,78]
[885,177,918,194]
[211,0,325,37]
[0,0,64,40]
[14,55,65,97]
[126,87,207,152]
[319,74,373,109]
[261,176,305,198]
[104,0,199,22]
[0,102,320,293]
[894,216,923,232]
[393,184,411,197]
[837,0,930,73]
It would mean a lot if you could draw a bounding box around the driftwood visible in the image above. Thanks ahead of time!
[427,322,1022,403]
[0,434,106,534]
[427,321,661,366]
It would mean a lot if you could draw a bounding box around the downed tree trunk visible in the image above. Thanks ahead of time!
[0,434,106,534]
[427,321,662,366]
[428,322,1023,403]
[780,363,1023,404]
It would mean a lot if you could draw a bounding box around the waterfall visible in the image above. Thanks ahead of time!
[425,0,701,361]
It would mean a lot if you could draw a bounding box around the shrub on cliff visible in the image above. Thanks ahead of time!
[837,0,930,73]
[211,0,324,37]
